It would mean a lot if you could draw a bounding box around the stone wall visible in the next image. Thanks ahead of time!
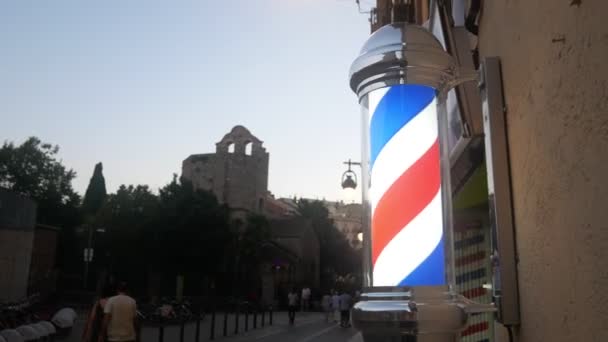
[182,126,269,214]
[479,1,608,340]
[182,153,217,191]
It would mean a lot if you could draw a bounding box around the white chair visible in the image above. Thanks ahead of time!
[50,308,77,329]
[29,324,47,339]
[0,329,23,342]
[15,326,39,342]
[36,322,55,336]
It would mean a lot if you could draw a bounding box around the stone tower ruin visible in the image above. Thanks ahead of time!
[182,126,269,217]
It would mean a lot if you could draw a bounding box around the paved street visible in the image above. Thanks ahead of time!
[56,311,362,342]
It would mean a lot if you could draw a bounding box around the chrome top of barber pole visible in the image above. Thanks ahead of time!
[350,24,461,99]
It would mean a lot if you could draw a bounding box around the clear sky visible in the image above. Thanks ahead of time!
[0,0,373,203]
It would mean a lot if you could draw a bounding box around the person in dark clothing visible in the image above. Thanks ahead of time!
[287,288,299,325]
[82,283,115,342]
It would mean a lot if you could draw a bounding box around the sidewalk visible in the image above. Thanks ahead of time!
[56,311,326,342]
[217,312,326,342]
[140,311,324,342]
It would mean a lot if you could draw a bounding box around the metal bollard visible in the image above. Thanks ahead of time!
[195,313,201,342]
[223,310,228,337]
[179,320,185,342]
[209,310,216,340]
[253,309,257,329]
[158,324,165,342]
[269,306,273,326]
[245,308,249,332]
[261,309,265,327]
[234,307,239,334]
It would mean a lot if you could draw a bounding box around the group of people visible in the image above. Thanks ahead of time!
[82,282,138,342]
[322,290,352,327]
[286,287,354,328]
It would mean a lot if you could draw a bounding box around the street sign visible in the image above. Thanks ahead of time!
[83,248,94,262]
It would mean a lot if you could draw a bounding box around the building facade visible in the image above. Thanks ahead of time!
[478,1,608,341]
[367,1,608,341]
[325,201,363,249]
[182,126,321,302]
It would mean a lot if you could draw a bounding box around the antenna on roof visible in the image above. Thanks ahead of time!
[356,0,372,14]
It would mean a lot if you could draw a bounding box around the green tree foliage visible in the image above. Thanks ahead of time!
[297,199,361,289]
[157,175,233,276]
[0,137,81,227]
[97,176,236,295]
[0,137,82,275]
[236,215,271,288]
[240,214,271,262]
[82,162,107,217]
[99,184,160,275]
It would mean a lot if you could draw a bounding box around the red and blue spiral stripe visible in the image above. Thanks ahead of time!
[368,84,445,287]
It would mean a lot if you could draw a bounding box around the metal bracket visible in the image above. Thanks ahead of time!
[480,57,521,326]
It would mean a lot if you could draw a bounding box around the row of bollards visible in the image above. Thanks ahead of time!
[154,305,273,342]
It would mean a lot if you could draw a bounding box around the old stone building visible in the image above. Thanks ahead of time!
[325,201,363,249]
[182,126,321,301]
[182,125,269,219]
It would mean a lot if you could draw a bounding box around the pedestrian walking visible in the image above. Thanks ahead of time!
[339,291,353,328]
[321,293,332,323]
[82,283,114,342]
[331,290,340,323]
[98,282,138,342]
[287,288,299,325]
[301,286,311,311]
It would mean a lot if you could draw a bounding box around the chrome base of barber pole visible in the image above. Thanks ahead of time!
[352,286,495,342]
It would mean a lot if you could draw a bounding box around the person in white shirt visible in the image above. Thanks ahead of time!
[99,282,138,342]
[287,288,299,325]
[301,287,311,311]
[321,293,332,322]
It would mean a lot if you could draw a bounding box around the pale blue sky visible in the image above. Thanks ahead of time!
[0,0,373,202]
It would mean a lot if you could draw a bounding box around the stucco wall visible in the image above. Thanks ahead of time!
[0,189,37,302]
[478,1,608,341]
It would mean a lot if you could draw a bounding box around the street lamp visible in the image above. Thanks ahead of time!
[349,22,494,342]
[341,159,361,189]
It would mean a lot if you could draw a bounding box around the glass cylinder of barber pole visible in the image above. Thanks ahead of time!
[361,83,452,287]
[350,23,493,341]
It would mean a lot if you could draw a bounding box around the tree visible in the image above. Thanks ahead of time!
[156,175,233,295]
[297,199,361,291]
[0,137,82,277]
[0,137,81,227]
[82,162,107,217]
[234,214,272,296]
[98,184,160,282]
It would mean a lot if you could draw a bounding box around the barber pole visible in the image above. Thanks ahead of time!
[349,23,495,341]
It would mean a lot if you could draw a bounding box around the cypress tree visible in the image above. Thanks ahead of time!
[82,162,107,216]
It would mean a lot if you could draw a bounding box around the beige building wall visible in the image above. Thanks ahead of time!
[0,189,37,302]
[478,1,608,341]
[0,230,35,301]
